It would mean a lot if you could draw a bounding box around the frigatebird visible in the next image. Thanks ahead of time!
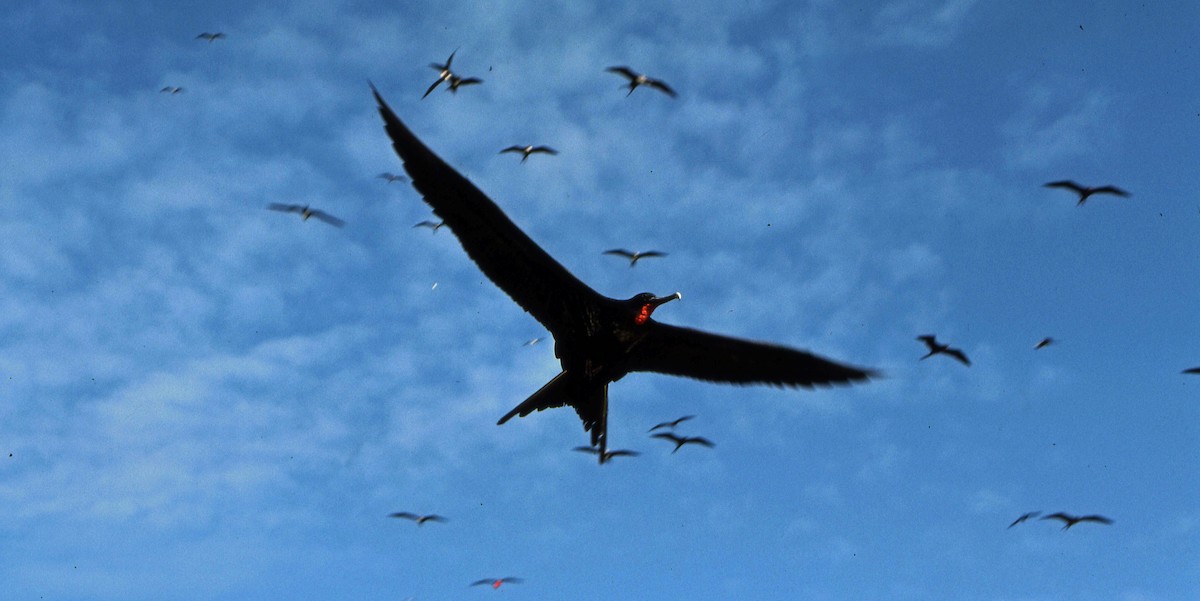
[500,145,558,163]
[371,84,874,462]
[470,577,523,589]
[606,66,677,97]
[267,203,345,227]
[388,512,447,525]
[378,172,406,183]
[603,249,667,267]
[916,335,970,366]
[1035,337,1054,350]
[1044,180,1131,205]
[413,220,445,233]
[159,86,184,94]
[446,74,483,94]
[648,415,694,432]
[423,50,457,99]
[1039,512,1113,530]
[573,446,639,463]
[195,32,226,42]
[1007,511,1041,528]
[651,432,715,453]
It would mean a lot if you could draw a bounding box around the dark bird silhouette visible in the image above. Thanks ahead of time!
[446,74,483,94]
[1044,180,1131,205]
[470,577,523,589]
[267,203,345,227]
[388,512,447,526]
[606,66,677,97]
[1035,337,1054,350]
[378,172,406,183]
[195,32,226,42]
[1008,511,1041,528]
[159,86,184,94]
[651,432,715,453]
[1040,512,1114,530]
[423,50,457,99]
[916,335,970,366]
[1182,367,1200,375]
[648,415,694,432]
[500,145,559,163]
[573,446,639,464]
[413,220,445,233]
[371,84,874,461]
[522,337,544,346]
[603,249,668,267]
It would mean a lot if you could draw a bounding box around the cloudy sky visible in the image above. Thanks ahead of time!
[2,0,1198,599]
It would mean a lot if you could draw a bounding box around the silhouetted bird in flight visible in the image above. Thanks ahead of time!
[1039,512,1113,530]
[603,249,667,267]
[1035,337,1054,350]
[573,446,639,464]
[1182,367,1200,375]
[423,50,459,98]
[648,415,694,432]
[267,203,345,227]
[388,512,447,525]
[159,86,184,94]
[378,172,406,183]
[1044,180,1131,205]
[917,335,970,366]
[446,74,483,94]
[606,66,677,97]
[371,85,874,462]
[651,432,715,452]
[500,145,558,163]
[195,32,226,42]
[470,577,523,589]
[522,337,544,346]
[1008,511,1041,528]
[413,220,445,233]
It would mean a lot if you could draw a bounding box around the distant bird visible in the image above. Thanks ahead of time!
[159,86,184,94]
[1040,512,1114,530]
[1182,367,1200,375]
[606,66,677,98]
[573,446,639,464]
[500,145,558,163]
[651,432,715,453]
[195,32,226,42]
[446,74,483,94]
[372,84,874,461]
[388,512,447,526]
[603,249,668,267]
[522,337,544,346]
[916,335,971,366]
[470,577,523,589]
[413,220,445,233]
[1008,511,1042,528]
[1044,180,1131,206]
[378,172,406,183]
[1035,337,1054,350]
[267,203,345,227]
[423,50,458,99]
[648,415,694,432]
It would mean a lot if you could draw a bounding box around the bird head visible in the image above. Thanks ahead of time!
[626,292,681,325]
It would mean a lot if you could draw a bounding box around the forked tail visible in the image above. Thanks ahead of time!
[497,372,610,460]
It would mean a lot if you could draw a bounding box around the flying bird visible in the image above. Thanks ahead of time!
[388,512,447,526]
[371,85,874,460]
[603,249,668,267]
[916,335,971,366]
[522,337,544,346]
[500,145,559,163]
[651,432,715,453]
[606,66,677,97]
[267,203,345,227]
[378,172,406,183]
[1043,180,1131,205]
[470,577,523,589]
[573,446,639,464]
[1008,511,1042,528]
[1039,512,1114,530]
[1035,337,1054,350]
[159,86,184,94]
[1182,367,1200,375]
[446,74,483,94]
[413,220,445,232]
[195,32,226,42]
[648,415,694,432]
[423,50,458,98]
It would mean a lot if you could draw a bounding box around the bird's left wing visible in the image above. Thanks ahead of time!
[627,322,876,387]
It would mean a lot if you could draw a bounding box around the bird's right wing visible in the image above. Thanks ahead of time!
[627,322,876,387]
[373,85,605,336]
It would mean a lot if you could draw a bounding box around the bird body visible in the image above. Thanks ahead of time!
[159,86,184,94]
[606,66,677,97]
[196,32,226,42]
[413,220,445,232]
[651,432,715,453]
[603,249,667,267]
[917,335,970,366]
[388,512,447,525]
[378,172,405,183]
[1039,512,1113,530]
[267,203,345,227]
[372,84,874,460]
[1044,180,1130,205]
[470,577,522,589]
[446,74,483,93]
[500,145,558,163]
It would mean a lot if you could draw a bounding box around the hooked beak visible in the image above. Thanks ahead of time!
[651,292,682,308]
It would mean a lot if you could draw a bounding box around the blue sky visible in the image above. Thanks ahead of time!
[2,0,1198,599]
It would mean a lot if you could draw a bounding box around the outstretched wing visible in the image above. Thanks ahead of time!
[372,85,605,336]
[944,348,971,366]
[531,146,558,155]
[647,79,677,97]
[627,322,876,387]
[606,66,638,81]
[603,249,636,259]
[1078,515,1114,525]
[1044,180,1086,194]
[267,203,303,214]
[388,512,419,521]
[1092,185,1130,197]
[310,210,345,227]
